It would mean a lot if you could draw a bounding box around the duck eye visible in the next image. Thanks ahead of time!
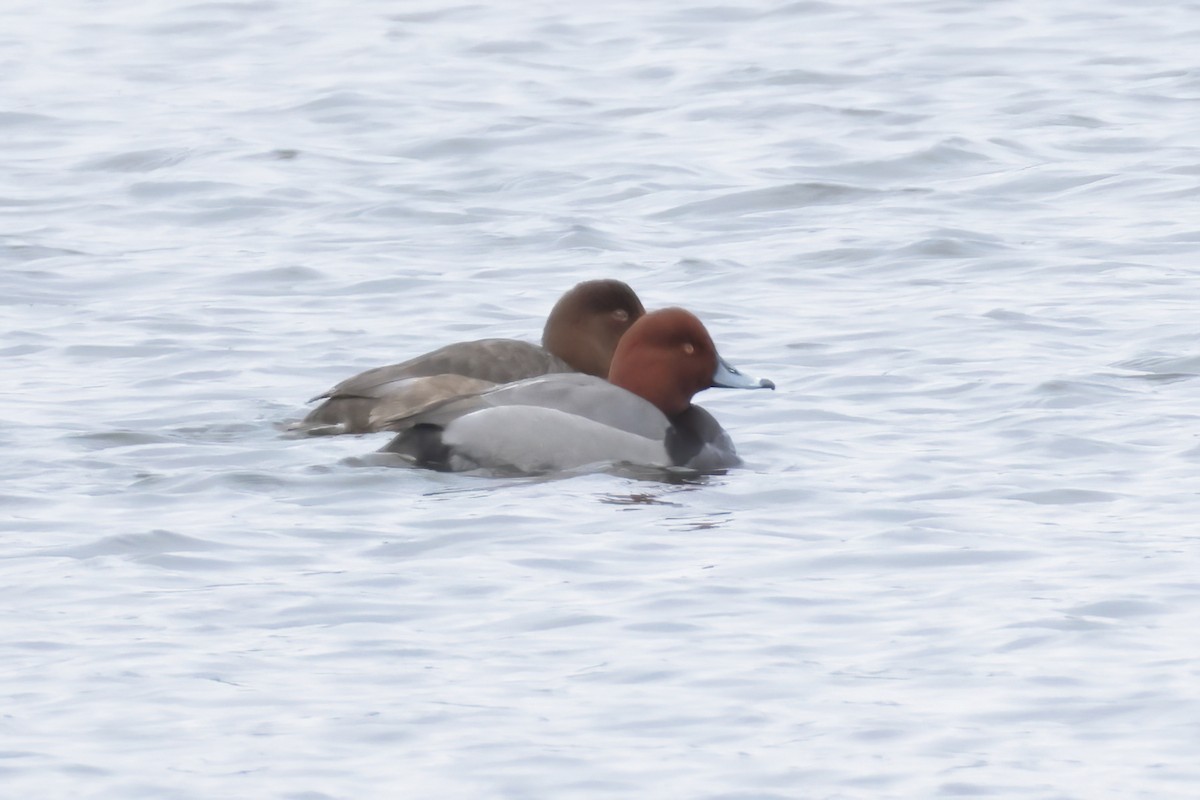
[682,343,695,355]
[612,309,629,322]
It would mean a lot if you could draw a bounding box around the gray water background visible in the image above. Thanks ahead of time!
[3,0,1199,797]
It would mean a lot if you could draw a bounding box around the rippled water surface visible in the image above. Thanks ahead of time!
[4,0,1200,797]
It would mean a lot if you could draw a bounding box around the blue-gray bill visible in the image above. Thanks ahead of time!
[712,355,775,390]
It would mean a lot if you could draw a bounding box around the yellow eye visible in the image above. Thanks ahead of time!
[612,309,629,322]
[682,343,695,355]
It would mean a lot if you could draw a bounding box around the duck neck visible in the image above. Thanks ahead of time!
[610,358,693,417]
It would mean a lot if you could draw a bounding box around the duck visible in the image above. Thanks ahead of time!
[294,279,646,434]
[379,307,774,474]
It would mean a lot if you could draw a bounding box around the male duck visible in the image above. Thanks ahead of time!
[379,307,774,474]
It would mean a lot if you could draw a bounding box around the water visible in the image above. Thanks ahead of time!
[3,0,1199,796]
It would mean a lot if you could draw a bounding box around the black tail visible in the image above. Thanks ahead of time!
[380,423,453,471]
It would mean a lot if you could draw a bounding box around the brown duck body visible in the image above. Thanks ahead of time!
[293,279,645,435]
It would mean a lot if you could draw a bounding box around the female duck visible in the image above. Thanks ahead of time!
[297,279,645,434]
[380,308,773,474]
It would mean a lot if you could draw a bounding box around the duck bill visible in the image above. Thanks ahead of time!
[712,354,775,390]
